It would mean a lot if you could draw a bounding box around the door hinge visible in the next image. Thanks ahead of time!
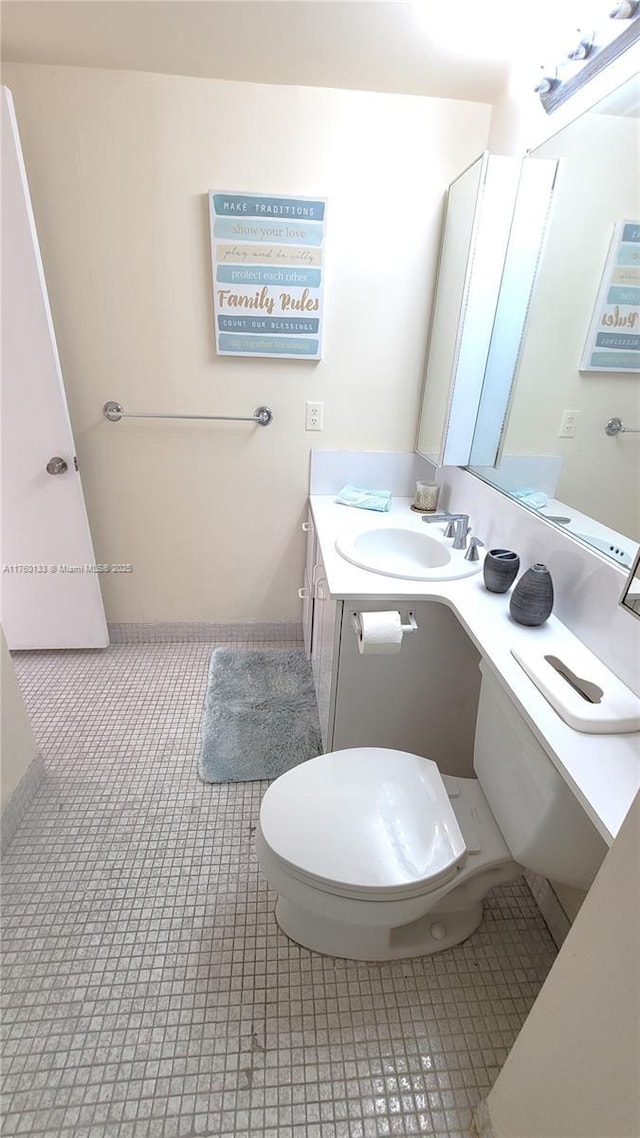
[73,456,79,471]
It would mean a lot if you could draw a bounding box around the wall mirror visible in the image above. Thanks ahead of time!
[468,71,640,570]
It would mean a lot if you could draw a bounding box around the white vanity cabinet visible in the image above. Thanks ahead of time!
[301,515,340,747]
[302,522,482,768]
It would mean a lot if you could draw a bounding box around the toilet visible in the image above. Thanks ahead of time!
[255,661,607,960]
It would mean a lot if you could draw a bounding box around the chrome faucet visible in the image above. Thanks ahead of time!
[422,511,470,550]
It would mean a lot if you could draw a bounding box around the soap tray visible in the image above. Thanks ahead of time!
[511,641,640,734]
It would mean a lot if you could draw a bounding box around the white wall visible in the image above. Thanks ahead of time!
[0,626,38,811]
[2,63,490,624]
[478,790,640,1138]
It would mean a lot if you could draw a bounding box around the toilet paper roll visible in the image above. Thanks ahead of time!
[357,611,403,655]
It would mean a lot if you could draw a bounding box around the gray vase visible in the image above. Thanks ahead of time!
[483,549,520,593]
[510,563,554,627]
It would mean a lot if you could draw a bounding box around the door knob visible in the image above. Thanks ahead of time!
[46,456,68,475]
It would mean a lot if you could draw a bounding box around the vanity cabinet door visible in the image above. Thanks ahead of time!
[301,512,316,661]
[310,559,340,751]
[300,571,313,661]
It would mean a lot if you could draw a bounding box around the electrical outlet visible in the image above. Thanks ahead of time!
[558,409,580,438]
[305,401,324,431]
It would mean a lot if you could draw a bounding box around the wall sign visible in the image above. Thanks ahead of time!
[580,219,640,373]
[209,191,326,360]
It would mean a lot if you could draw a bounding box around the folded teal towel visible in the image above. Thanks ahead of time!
[336,484,392,512]
[513,489,548,509]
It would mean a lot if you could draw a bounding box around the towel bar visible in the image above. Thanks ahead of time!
[103,401,273,425]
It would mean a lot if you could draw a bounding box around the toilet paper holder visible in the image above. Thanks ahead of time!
[350,611,419,637]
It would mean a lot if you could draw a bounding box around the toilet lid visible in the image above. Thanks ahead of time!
[259,748,467,895]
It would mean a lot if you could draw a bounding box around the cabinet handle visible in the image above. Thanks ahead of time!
[301,521,311,532]
[312,562,322,587]
[316,579,326,600]
[298,587,310,599]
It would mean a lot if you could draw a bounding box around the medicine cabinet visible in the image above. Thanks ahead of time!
[416,152,557,468]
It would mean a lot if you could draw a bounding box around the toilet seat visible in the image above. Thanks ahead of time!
[259,748,468,899]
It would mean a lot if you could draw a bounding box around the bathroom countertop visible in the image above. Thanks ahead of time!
[310,495,640,846]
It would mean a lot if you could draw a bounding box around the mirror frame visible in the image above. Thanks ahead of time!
[620,546,640,621]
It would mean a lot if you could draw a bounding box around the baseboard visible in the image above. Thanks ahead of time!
[1,752,46,854]
[523,868,572,949]
[472,1100,497,1138]
[107,621,304,644]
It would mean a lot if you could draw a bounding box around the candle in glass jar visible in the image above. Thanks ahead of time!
[415,481,440,511]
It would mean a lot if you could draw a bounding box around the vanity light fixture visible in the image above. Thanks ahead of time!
[567,34,595,59]
[534,69,560,95]
[610,1,639,18]
[536,5,640,112]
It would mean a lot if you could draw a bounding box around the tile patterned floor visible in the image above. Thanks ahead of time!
[2,642,558,1138]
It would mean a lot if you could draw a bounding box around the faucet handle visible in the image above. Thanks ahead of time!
[464,536,485,562]
[444,518,457,539]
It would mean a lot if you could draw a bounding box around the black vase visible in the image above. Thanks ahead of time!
[510,563,554,627]
[483,549,520,594]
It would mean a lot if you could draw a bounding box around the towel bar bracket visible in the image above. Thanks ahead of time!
[605,417,640,436]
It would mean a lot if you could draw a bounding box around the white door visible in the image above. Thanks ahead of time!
[0,87,109,649]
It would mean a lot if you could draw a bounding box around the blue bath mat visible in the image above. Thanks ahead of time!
[198,648,323,782]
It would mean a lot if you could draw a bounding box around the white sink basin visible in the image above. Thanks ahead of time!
[335,526,481,581]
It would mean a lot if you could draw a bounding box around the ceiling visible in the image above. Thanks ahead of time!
[0,0,611,105]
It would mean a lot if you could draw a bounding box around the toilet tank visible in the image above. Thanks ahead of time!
[474,661,607,889]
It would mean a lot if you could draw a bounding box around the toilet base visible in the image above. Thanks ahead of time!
[274,896,484,961]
